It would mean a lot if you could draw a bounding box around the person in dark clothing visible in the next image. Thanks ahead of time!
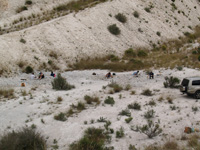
[149,71,154,79]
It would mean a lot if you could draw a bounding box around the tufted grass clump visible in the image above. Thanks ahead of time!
[119,109,131,117]
[108,24,121,35]
[116,127,124,138]
[108,81,123,93]
[144,109,155,119]
[69,127,110,150]
[124,48,136,57]
[0,127,47,149]
[104,96,115,105]
[84,95,100,105]
[128,102,141,110]
[115,13,127,23]
[137,50,148,57]
[52,73,75,90]
[141,89,153,96]
[125,117,133,123]
[54,112,67,121]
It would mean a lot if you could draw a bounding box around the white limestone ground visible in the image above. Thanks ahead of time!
[0,0,200,74]
[0,68,200,149]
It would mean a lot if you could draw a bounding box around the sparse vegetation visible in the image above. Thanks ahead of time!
[131,120,162,138]
[128,102,141,110]
[141,89,153,96]
[0,89,15,99]
[116,127,124,138]
[84,95,100,105]
[108,81,123,93]
[144,109,155,119]
[119,109,131,117]
[70,127,110,150]
[54,112,67,121]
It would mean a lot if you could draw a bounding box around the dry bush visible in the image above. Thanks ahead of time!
[49,51,58,59]
[0,89,15,99]
[0,127,46,149]
[84,95,100,105]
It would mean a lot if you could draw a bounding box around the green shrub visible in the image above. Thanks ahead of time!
[144,109,155,119]
[137,50,147,57]
[156,31,161,36]
[0,127,46,149]
[131,120,162,138]
[104,96,115,105]
[115,13,127,23]
[70,127,110,150]
[144,7,151,13]
[108,24,121,35]
[141,89,153,96]
[148,100,156,106]
[52,73,75,90]
[20,38,26,44]
[125,117,133,123]
[128,102,141,110]
[116,127,124,138]
[119,109,131,117]
[163,76,180,88]
[25,0,32,5]
[176,66,183,71]
[25,66,33,73]
[54,112,67,121]
[124,48,136,57]
[133,11,139,18]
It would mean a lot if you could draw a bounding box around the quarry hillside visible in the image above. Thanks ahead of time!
[0,0,200,74]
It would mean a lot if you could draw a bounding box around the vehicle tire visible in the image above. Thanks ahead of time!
[194,91,200,99]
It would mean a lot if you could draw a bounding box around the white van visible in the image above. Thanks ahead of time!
[180,77,200,99]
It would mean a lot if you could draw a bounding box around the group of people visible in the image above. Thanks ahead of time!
[30,71,56,80]
[105,70,154,79]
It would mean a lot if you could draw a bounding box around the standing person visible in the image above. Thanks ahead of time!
[149,71,154,79]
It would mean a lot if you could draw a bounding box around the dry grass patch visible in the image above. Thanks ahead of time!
[0,89,15,99]
[84,95,100,105]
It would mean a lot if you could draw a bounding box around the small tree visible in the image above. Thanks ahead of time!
[52,73,75,90]
[163,76,180,88]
